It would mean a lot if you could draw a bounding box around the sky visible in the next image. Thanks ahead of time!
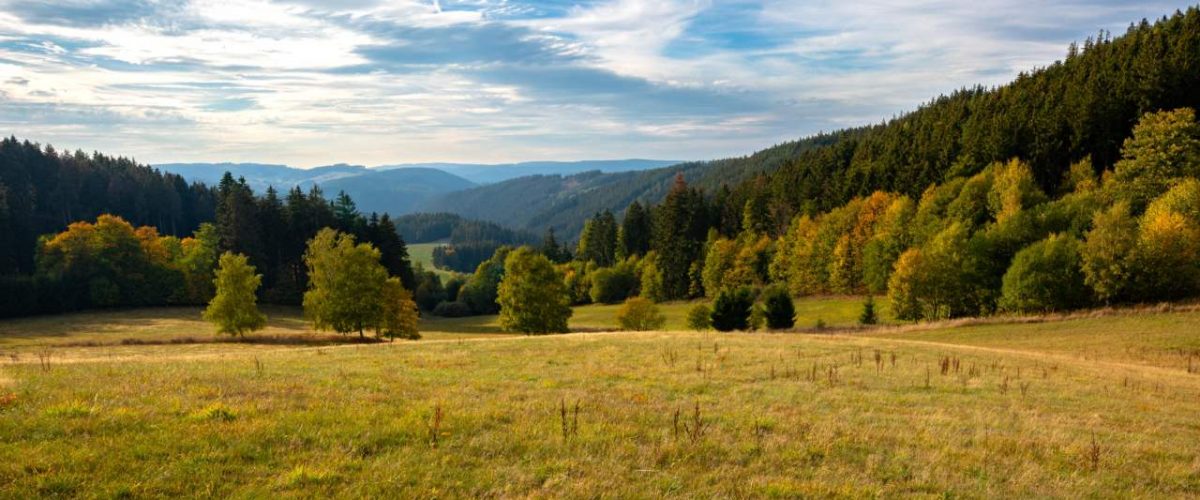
[0,0,1188,167]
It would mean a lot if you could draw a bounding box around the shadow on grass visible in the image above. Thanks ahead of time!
[56,334,389,349]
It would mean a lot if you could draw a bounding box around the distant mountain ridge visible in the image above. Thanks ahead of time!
[377,159,682,184]
[155,162,371,193]
[155,159,684,224]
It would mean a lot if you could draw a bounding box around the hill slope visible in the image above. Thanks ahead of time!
[317,168,476,215]
[157,162,476,215]
[379,159,681,184]
[421,135,842,238]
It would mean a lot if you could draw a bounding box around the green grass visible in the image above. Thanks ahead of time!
[2,306,1200,496]
[407,242,460,281]
[425,295,891,334]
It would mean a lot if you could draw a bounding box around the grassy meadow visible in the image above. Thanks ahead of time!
[406,242,461,281]
[1,301,1200,496]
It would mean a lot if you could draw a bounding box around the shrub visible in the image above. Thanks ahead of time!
[616,297,666,331]
[1000,234,1091,313]
[432,300,473,318]
[749,303,766,331]
[589,263,639,304]
[686,303,712,331]
[711,287,753,332]
[762,287,795,329]
[859,296,878,325]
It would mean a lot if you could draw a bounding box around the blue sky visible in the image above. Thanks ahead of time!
[0,0,1187,166]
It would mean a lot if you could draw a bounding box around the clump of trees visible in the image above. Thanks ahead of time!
[24,215,220,312]
[302,228,419,340]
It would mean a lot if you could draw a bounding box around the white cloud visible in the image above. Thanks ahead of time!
[0,0,1190,166]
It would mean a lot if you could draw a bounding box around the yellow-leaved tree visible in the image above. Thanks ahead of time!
[203,252,266,336]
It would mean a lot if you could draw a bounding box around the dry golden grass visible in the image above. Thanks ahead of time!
[2,306,1200,496]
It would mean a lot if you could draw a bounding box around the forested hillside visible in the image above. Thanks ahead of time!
[425,10,1200,240]
[316,168,476,215]
[420,135,830,239]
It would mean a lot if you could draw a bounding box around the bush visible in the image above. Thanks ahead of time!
[432,301,473,317]
[616,297,666,331]
[762,287,795,329]
[711,287,753,332]
[1000,234,1092,313]
[686,303,712,331]
[589,263,639,304]
[749,303,766,331]
[859,296,878,325]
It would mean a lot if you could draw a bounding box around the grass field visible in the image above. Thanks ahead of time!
[407,242,460,281]
[425,295,892,334]
[2,303,1199,496]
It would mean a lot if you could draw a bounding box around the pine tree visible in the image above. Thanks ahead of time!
[654,173,710,300]
[540,228,569,263]
[859,295,878,325]
[710,287,753,332]
[763,286,795,329]
[620,201,652,257]
[369,213,416,291]
[215,174,263,266]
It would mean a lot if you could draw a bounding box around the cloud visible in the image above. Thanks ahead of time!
[0,0,1190,166]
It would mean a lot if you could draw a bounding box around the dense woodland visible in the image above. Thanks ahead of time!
[2,9,1199,325]
[0,165,417,317]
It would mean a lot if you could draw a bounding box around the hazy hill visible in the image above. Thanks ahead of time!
[155,162,368,193]
[318,168,476,215]
[378,159,681,184]
[418,135,842,239]
[156,162,476,215]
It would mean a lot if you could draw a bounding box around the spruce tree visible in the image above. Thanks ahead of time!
[620,201,652,257]
[710,287,753,332]
[654,173,710,300]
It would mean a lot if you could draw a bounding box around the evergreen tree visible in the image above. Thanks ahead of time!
[859,295,878,325]
[710,287,753,332]
[332,190,362,232]
[257,186,286,289]
[654,173,710,300]
[576,211,618,266]
[540,228,570,263]
[762,286,795,329]
[203,252,266,337]
[368,213,416,291]
[215,173,263,265]
[620,201,652,257]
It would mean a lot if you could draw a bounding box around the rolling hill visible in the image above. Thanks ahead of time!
[378,159,681,184]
